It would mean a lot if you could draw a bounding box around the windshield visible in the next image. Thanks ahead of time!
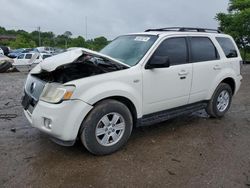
[100,35,158,66]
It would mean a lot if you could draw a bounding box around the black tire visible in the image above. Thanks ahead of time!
[206,83,232,118]
[0,61,12,73]
[80,99,133,155]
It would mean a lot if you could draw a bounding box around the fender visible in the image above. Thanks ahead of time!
[70,80,143,118]
[206,68,238,100]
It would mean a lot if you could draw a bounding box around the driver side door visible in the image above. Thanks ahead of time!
[142,37,192,115]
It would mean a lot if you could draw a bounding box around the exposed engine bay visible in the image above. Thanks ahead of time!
[32,54,128,83]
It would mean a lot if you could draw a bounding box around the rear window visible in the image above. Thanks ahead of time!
[216,37,238,58]
[190,37,219,62]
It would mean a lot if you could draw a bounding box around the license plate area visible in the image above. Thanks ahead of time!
[21,93,37,113]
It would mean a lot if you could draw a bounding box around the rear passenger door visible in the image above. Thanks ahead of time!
[188,36,221,103]
[143,37,192,115]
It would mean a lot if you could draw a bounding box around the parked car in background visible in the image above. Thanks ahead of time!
[0,48,3,55]
[13,52,52,72]
[0,54,14,73]
[8,48,37,58]
[36,47,55,54]
[8,48,26,58]
[22,48,35,53]
[0,46,10,55]
[53,48,66,55]
[0,46,10,56]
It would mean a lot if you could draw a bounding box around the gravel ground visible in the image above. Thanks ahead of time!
[0,65,250,188]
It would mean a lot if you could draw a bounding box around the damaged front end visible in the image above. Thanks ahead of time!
[30,48,129,84]
[22,48,130,113]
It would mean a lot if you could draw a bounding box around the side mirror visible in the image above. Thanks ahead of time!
[145,55,170,69]
[227,50,237,58]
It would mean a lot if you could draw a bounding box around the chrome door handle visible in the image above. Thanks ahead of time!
[213,65,221,70]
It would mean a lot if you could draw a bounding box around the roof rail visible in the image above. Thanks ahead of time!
[145,27,222,33]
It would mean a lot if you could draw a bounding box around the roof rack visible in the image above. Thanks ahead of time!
[145,27,222,33]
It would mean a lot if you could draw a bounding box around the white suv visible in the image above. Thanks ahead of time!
[22,27,242,155]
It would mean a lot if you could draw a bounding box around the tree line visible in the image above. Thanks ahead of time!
[0,27,109,51]
[0,0,249,59]
[216,0,250,61]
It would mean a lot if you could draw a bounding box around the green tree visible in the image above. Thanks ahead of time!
[9,34,36,49]
[89,36,109,51]
[63,31,72,38]
[69,36,85,47]
[216,0,250,61]
[62,31,73,48]
[0,26,111,51]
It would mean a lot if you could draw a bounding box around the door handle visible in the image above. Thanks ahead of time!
[178,70,188,76]
[213,65,221,70]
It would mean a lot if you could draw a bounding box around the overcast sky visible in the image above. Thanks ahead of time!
[1,0,229,40]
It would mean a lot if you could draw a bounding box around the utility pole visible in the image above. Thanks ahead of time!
[38,26,41,46]
[85,16,88,41]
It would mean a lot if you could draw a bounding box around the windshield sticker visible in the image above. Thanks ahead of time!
[134,36,150,42]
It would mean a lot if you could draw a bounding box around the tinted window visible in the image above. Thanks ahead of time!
[190,37,218,62]
[42,55,51,59]
[153,37,188,65]
[25,54,32,59]
[17,54,24,59]
[216,37,238,58]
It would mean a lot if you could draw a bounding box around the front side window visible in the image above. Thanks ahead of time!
[190,37,219,62]
[151,37,188,66]
[17,54,25,59]
[100,35,158,66]
[216,37,238,58]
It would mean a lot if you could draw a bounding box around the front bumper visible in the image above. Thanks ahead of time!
[24,99,93,144]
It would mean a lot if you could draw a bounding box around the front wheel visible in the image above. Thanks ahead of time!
[206,83,233,118]
[80,99,133,155]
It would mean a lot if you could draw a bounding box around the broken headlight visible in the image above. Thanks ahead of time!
[40,83,75,104]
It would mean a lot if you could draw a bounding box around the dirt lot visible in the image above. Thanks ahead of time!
[0,65,250,188]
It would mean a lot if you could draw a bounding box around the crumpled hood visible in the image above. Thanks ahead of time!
[38,48,130,72]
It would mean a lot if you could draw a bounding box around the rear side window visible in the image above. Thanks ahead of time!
[25,54,32,59]
[153,37,188,65]
[216,37,238,58]
[190,37,219,62]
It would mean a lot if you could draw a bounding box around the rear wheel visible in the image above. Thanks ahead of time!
[80,99,133,155]
[206,83,232,118]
